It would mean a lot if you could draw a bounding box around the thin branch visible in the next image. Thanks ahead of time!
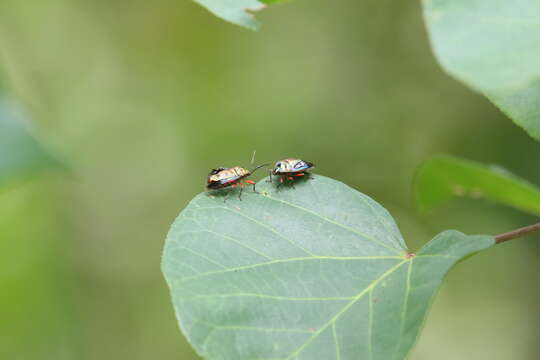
[495,223,540,244]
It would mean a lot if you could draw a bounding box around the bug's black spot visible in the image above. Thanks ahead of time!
[209,167,227,175]
[206,181,224,190]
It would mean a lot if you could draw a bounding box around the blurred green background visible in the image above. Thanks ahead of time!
[1,0,539,359]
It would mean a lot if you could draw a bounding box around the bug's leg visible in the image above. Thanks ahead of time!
[238,183,244,201]
[245,179,257,193]
[267,171,273,183]
[277,176,284,190]
[295,173,305,177]
[287,176,296,189]
[224,184,236,202]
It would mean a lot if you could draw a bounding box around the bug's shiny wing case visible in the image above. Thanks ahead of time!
[206,167,250,189]
[273,158,314,174]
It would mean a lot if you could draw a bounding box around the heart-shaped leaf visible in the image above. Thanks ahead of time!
[162,175,494,360]
[422,0,540,141]
[415,155,540,216]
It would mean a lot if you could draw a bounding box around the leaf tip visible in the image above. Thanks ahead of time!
[193,0,266,31]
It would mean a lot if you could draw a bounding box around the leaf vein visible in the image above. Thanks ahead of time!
[197,205,316,256]
[176,256,404,283]
[177,245,228,269]
[199,321,317,334]
[285,260,408,359]
[332,323,341,360]
[179,229,274,261]
[262,194,403,255]
[182,293,355,302]
[368,290,374,360]
[392,259,413,359]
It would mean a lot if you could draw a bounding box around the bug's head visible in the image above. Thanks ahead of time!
[272,160,286,174]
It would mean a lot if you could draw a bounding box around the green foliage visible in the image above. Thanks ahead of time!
[422,0,540,141]
[0,103,59,190]
[193,0,285,30]
[0,183,81,358]
[415,155,540,216]
[163,175,494,360]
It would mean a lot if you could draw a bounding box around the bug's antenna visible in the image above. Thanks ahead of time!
[250,163,270,173]
[250,150,257,165]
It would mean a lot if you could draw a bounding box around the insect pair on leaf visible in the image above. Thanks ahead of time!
[206,158,315,201]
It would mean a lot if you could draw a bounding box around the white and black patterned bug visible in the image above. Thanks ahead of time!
[270,158,315,187]
[206,164,267,201]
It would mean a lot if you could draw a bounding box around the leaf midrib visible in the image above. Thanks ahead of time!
[174,255,404,283]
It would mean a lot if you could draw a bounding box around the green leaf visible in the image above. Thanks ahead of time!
[414,155,540,216]
[422,0,540,141]
[162,175,494,360]
[0,103,59,190]
[193,0,285,30]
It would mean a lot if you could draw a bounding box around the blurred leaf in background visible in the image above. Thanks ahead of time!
[193,0,267,30]
[422,0,540,141]
[0,99,60,190]
[414,155,540,216]
[0,96,74,358]
[0,182,82,360]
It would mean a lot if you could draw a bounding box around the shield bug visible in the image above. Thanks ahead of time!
[270,158,315,187]
[206,164,267,201]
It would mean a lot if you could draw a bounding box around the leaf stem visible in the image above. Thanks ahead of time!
[495,223,540,244]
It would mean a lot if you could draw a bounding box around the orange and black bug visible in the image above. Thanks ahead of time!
[270,158,315,187]
[206,164,267,201]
